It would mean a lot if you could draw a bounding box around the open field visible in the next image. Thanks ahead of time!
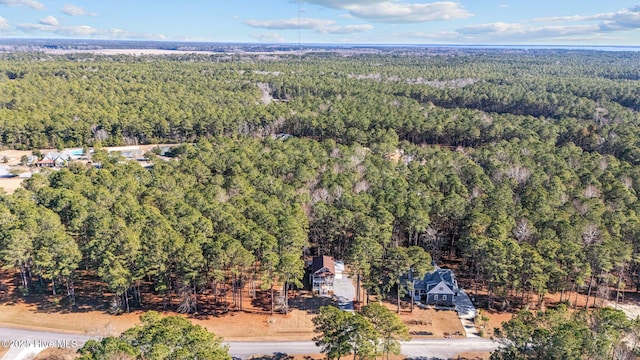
[0,296,466,341]
[0,176,26,195]
[0,271,467,360]
[0,149,36,166]
[3,265,637,343]
[2,276,638,360]
[0,297,471,360]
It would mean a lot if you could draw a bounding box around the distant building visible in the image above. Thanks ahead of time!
[37,151,72,167]
[310,255,335,296]
[35,159,55,168]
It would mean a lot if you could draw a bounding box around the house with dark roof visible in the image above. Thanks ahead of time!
[310,256,335,296]
[408,265,459,307]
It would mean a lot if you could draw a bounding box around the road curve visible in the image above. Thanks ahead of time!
[0,327,499,360]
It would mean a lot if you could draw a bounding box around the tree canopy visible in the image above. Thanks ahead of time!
[0,49,640,315]
[492,305,640,360]
[78,311,231,360]
[313,303,408,360]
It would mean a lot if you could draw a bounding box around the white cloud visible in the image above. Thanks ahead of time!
[499,4,509,9]
[457,22,524,35]
[419,21,603,43]
[18,23,96,36]
[304,0,472,23]
[534,4,640,30]
[250,32,286,42]
[0,0,44,9]
[347,1,472,23]
[409,22,615,43]
[246,16,373,35]
[102,28,166,40]
[403,30,458,41]
[403,4,640,44]
[16,22,165,39]
[246,17,335,30]
[535,15,583,22]
[320,24,374,34]
[60,25,97,36]
[39,15,59,26]
[0,16,10,31]
[62,4,95,16]
[304,0,387,9]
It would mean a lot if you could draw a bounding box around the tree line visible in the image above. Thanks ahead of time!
[1,51,639,165]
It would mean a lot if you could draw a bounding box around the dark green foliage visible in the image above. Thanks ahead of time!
[0,51,640,315]
[78,311,231,360]
[313,304,408,360]
[492,306,639,360]
[361,302,410,359]
[77,338,138,360]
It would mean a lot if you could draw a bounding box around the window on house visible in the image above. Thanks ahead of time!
[434,295,438,300]
[443,295,447,300]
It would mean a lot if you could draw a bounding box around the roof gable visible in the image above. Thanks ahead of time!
[427,280,455,295]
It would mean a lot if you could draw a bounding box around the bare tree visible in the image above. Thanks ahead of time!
[91,125,109,142]
[177,285,197,314]
[513,218,532,243]
[583,185,601,199]
[582,224,601,245]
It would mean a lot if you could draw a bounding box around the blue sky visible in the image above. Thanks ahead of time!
[0,0,639,45]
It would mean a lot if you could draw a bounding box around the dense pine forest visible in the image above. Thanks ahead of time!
[1,50,640,316]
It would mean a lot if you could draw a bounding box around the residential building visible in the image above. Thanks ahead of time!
[310,255,335,296]
[408,265,459,307]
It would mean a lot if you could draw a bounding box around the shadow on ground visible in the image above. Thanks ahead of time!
[287,294,334,314]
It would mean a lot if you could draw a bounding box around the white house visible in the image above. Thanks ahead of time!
[310,256,335,296]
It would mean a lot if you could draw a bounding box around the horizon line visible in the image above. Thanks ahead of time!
[1,38,639,50]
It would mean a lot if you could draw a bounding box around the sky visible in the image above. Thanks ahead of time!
[0,0,639,45]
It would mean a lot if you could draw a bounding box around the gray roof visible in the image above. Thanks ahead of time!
[414,266,458,293]
[43,152,71,161]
